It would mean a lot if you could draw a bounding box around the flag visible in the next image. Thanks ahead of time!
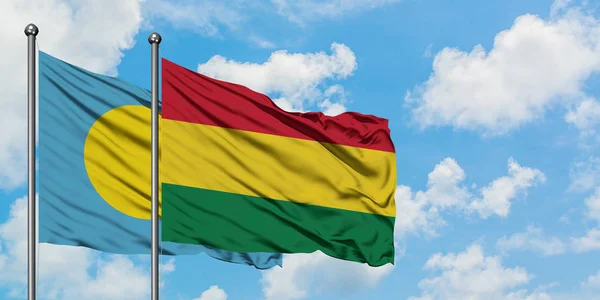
[38,51,282,269]
[160,58,397,267]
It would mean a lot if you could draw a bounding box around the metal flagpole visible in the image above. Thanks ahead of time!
[148,32,162,300]
[24,23,39,300]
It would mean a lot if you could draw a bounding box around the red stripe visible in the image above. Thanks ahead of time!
[161,58,395,153]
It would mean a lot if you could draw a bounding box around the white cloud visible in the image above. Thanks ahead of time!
[409,243,543,300]
[569,156,600,192]
[394,185,446,239]
[142,0,246,37]
[0,0,144,190]
[422,157,471,209]
[260,251,394,300]
[143,0,401,41]
[423,44,434,58]
[569,169,600,253]
[559,211,573,224]
[0,196,174,299]
[523,271,600,300]
[581,270,600,290]
[143,1,401,45]
[565,97,600,136]
[394,158,469,238]
[197,43,356,113]
[504,288,553,300]
[585,188,600,222]
[193,285,228,300]
[76,256,150,300]
[271,0,401,25]
[468,158,546,218]
[496,226,567,257]
[317,85,348,116]
[406,3,600,135]
[550,0,574,17]
[571,228,600,253]
[318,99,347,116]
[248,35,277,49]
[395,157,545,238]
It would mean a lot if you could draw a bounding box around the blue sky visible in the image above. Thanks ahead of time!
[1,0,600,299]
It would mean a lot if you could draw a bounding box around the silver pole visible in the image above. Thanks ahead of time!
[148,32,162,300]
[24,23,38,300]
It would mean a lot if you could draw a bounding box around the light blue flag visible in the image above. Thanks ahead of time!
[38,51,283,269]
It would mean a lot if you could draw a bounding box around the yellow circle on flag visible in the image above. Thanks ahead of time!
[84,105,160,220]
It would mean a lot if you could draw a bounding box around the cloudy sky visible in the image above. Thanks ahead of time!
[1,0,600,299]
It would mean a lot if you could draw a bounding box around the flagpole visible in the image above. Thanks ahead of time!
[149,32,162,300]
[24,23,39,300]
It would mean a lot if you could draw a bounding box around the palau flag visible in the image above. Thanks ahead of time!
[38,51,282,269]
[160,59,397,267]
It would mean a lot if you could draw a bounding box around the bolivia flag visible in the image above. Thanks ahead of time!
[160,59,397,267]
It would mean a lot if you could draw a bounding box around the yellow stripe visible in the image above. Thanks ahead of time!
[160,119,397,217]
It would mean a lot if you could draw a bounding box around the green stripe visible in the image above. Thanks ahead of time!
[161,183,395,267]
